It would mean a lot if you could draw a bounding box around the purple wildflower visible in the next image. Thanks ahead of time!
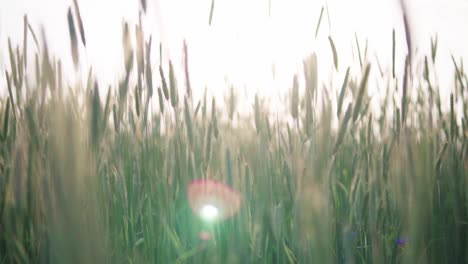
[396,237,408,246]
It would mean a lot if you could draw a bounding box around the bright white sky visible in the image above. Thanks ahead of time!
[1,0,468,116]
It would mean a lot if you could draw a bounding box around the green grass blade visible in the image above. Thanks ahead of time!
[315,7,324,39]
[72,0,86,46]
[337,67,350,117]
[355,33,363,69]
[329,36,339,71]
[352,64,371,123]
[209,0,215,25]
[67,8,79,69]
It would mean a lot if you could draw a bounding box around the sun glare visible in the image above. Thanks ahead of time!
[1,0,467,110]
[200,204,219,222]
[188,179,242,221]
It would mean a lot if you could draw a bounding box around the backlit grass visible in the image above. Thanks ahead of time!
[0,4,467,264]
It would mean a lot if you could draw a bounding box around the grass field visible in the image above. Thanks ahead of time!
[0,4,467,264]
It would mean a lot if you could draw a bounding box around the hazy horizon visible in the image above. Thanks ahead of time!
[1,0,467,113]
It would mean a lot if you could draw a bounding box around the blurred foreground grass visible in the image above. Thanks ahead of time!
[0,8,467,264]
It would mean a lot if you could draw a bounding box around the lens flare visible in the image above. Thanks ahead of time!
[188,179,242,221]
[200,204,219,222]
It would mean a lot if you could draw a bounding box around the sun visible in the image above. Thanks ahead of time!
[199,204,219,222]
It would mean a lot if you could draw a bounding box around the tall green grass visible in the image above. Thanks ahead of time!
[0,7,467,264]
